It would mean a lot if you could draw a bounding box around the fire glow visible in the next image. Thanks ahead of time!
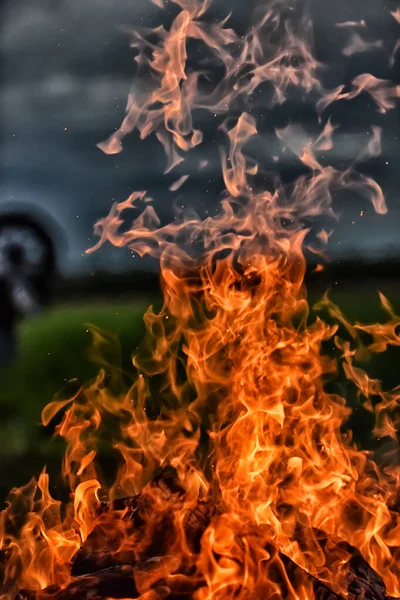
[1,1,400,599]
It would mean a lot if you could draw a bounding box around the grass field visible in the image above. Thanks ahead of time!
[0,299,151,499]
[0,279,399,501]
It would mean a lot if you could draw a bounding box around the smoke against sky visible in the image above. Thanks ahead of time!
[0,0,399,274]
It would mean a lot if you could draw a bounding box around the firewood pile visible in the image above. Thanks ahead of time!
[13,472,399,600]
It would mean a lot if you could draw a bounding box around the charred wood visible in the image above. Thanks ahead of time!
[13,474,400,600]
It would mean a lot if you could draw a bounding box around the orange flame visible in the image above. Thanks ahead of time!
[1,1,400,599]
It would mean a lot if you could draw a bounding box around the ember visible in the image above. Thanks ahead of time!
[1,1,400,599]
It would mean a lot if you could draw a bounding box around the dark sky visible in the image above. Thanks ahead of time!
[0,0,399,274]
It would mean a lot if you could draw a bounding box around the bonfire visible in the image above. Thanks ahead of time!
[1,1,400,599]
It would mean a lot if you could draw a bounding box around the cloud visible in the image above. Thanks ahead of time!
[1,74,131,133]
[1,0,154,63]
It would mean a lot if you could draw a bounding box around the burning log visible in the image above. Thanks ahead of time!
[13,474,399,600]
[16,565,141,600]
[14,542,396,600]
[69,471,217,577]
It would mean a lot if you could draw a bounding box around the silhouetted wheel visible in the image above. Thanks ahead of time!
[0,213,56,306]
[0,213,57,364]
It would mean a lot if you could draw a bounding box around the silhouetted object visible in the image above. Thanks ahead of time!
[0,213,57,365]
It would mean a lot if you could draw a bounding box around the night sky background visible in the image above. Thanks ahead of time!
[0,0,399,275]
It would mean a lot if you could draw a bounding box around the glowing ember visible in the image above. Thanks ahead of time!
[1,1,400,599]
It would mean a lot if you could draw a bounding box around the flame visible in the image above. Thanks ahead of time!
[391,8,400,24]
[169,175,190,192]
[356,125,382,162]
[342,33,383,57]
[336,20,367,29]
[2,1,400,599]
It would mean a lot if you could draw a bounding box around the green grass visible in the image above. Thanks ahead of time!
[0,299,150,498]
[0,302,149,430]
[0,280,399,500]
